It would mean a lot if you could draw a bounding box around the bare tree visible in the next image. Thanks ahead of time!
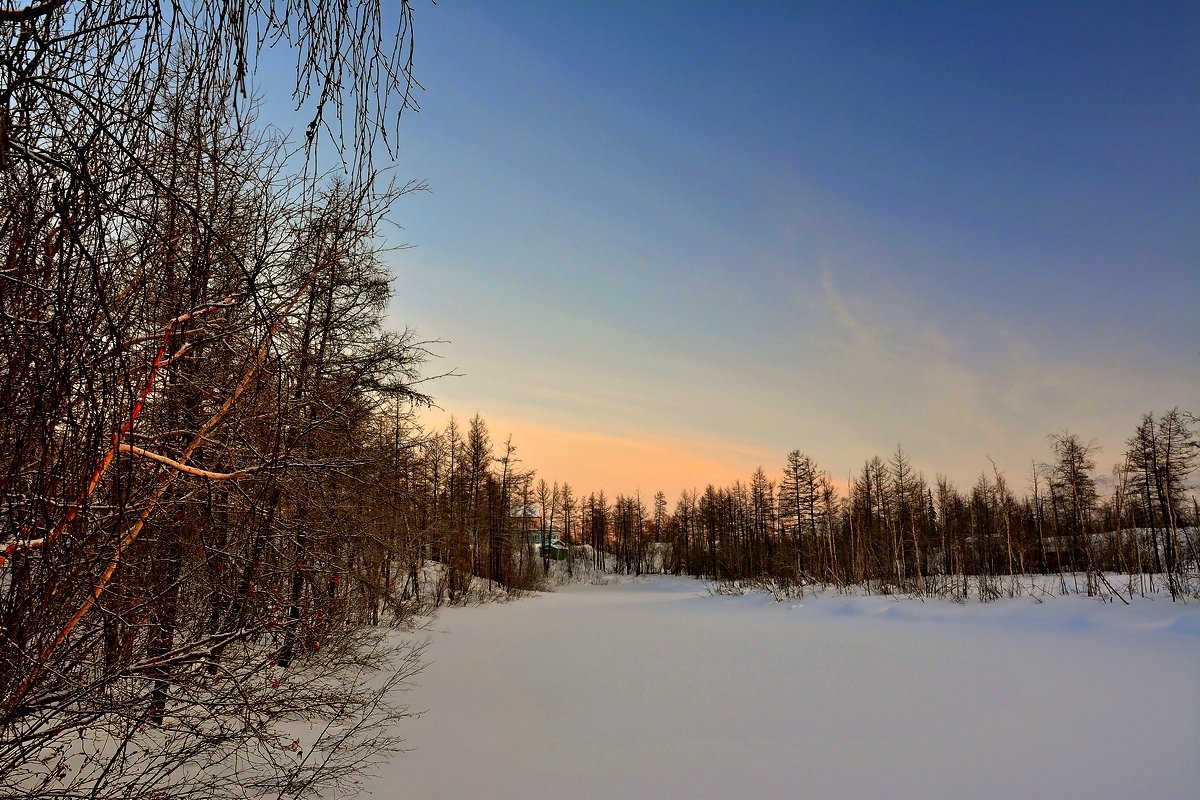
[1,2,434,797]
[1048,431,1101,595]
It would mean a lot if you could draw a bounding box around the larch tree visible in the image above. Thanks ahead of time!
[1126,410,1200,598]
[1049,431,1101,595]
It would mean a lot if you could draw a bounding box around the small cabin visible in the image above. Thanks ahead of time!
[524,530,569,560]
[509,505,542,531]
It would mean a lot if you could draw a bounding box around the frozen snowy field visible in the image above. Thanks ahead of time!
[368,576,1199,800]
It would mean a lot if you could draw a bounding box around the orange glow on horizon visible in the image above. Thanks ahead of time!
[418,408,781,501]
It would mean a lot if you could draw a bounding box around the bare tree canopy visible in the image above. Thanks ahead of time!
[1,0,417,173]
[1,3,432,798]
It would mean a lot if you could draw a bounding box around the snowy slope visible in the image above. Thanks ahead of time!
[366,576,1200,800]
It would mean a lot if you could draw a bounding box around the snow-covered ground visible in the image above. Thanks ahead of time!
[366,576,1199,800]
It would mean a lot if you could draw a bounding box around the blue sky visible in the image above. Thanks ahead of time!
[356,1,1199,497]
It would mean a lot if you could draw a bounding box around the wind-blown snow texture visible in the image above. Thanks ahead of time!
[369,577,1199,800]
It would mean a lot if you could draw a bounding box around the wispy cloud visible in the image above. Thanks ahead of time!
[819,266,877,346]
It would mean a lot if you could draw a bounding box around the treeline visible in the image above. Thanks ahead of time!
[368,406,1199,605]
[550,412,1198,601]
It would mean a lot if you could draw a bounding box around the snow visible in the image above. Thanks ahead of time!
[365,576,1200,800]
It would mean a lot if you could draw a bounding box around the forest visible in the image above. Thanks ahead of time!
[0,2,1196,799]
[373,408,1200,605]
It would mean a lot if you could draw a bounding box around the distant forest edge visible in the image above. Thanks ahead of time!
[410,408,1199,604]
